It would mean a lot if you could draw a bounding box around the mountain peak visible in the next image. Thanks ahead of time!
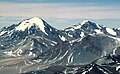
[29,17,43,21]
[15,17,48,35]
[81,20,102,29]
[81,20,90,25]
[65,20,100,31]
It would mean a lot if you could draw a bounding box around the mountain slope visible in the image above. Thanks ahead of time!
[33,34,119,65]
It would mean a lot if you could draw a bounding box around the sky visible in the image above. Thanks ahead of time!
[0,0,120,29]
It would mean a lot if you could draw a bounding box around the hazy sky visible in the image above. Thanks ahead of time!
[0,0,120,29]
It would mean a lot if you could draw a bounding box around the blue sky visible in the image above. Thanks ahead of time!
[0,0,120,29]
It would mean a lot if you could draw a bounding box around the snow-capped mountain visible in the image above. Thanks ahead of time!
[65,20,120,39]
[0,17,72,56]
[29,20,120,65]
[0,17,70,42]
[0,17,120,74]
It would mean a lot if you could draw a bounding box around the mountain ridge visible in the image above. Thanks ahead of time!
[0,17,120,74]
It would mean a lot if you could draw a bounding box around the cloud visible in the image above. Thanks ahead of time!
[0,3,120,19]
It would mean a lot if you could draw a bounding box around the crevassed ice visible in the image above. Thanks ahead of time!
[106,28,116,36]
[16,17,48,35]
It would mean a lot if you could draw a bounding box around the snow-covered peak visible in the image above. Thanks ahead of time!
[81,20,89,25]
[81,20,99,26]
[15,17,48,35]
[81,20,103,30]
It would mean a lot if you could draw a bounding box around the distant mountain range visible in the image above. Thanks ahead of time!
[0,17,120,74]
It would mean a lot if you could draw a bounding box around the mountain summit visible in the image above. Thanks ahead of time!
[16,17,48,35]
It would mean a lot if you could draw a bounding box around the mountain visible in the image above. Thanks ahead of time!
[65,20,120,39]
[0,17,72,56]
[34,34,119,65]
[31,20,120,65]
[0,17,120,74]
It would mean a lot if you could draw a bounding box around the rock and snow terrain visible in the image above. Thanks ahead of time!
[0,17,120,74]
